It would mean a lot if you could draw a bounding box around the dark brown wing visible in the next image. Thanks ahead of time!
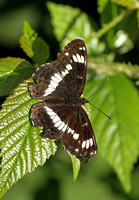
[30,101,97,163]
[30,102,75,140]
[61,106,97,163]
[29,39,87,101]
[30,103,63,140]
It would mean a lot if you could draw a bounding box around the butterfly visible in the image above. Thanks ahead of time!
[29,38,97,163]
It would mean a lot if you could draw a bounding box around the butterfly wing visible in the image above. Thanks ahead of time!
[29,39,87,101]
[29,38,97,163]
[57,38,87,96]
[31,101,97,163]
[61,106,97,163]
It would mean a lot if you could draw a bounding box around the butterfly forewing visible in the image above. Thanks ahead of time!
[57,39,87,96]
[29,39,87,101]
[29,38,97,163]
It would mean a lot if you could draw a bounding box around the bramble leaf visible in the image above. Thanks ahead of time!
[84,73,139,192]
[70,154,81,182]
[0,78,57,198]
[19,21,50,65]
[47,2,105,56]
[0,57,35,97]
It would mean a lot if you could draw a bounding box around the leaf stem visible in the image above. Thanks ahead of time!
[88,60,139,80]
[91,10,128,39]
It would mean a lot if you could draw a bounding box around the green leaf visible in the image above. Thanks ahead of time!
[137,9,139,28]
[70,154,81,182]
[85,73,139,192]
[98,0,118,24]
[88,59,139,80]
[112,0,136,7]
[47,2,104,56]
[0,78,57,198]
[19,21,50,65]
[0,57,35,97]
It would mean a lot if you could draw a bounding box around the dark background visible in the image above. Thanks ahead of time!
[0,0,99,59]
[1,1,139,200]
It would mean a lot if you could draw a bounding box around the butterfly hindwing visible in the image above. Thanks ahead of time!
[30,103,63,140]
[61,107,97,163]
[30,101,97,163]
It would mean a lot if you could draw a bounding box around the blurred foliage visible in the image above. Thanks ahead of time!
[0,0,139,200]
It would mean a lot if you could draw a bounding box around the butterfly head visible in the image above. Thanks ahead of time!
[81,98,89,105]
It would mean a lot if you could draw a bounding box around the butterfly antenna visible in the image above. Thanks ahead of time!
[89,102,112,120]
[86,77,111,120]
[87,77,108,100]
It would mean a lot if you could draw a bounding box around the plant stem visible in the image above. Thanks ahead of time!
[88,60,139,80]
[92,10,128,39]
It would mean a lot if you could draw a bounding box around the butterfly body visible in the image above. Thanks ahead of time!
[29,39,97,163]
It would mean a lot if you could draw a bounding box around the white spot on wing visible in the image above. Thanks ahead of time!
[66,64,72,71]
[62,124,68,132]
[45,107,53,113]
[50,80,58,89]
[86,139,90,149]
[67,127,71,133]
[43,73,60,96]
[82,138,93,149]
[82,141,86,148]
[94,150,97,154]
[71,129,74,134]
[81,55,84,63]
[89,138,93,146]
[50,115,56,120]
[75,148,79,152]
[77,75,83,79]
[54,73,62,81]
[76,54,81,63]
[52,115,60,123]
[51,75,59,83]
[55,120,62,128]
[62,69,69,76]
[73,55,78,62]
[73,54,85,64]
[48,84,53,89]
[79,46,86,51]
[58,122,66,130]
[82,122,88,127]
[73,133,79,140]
[44,87,54,96]
[65,52,69,56]
[91,150,97,155]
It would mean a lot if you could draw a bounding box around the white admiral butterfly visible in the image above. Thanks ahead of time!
[29,39,97,163]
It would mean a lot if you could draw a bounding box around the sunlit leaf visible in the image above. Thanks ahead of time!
[112,0,136,7]
[70,154,81,182]
[19,21,50,65]
[84,73,139,192]
[47,2,105,56]
[0,78,57,198]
